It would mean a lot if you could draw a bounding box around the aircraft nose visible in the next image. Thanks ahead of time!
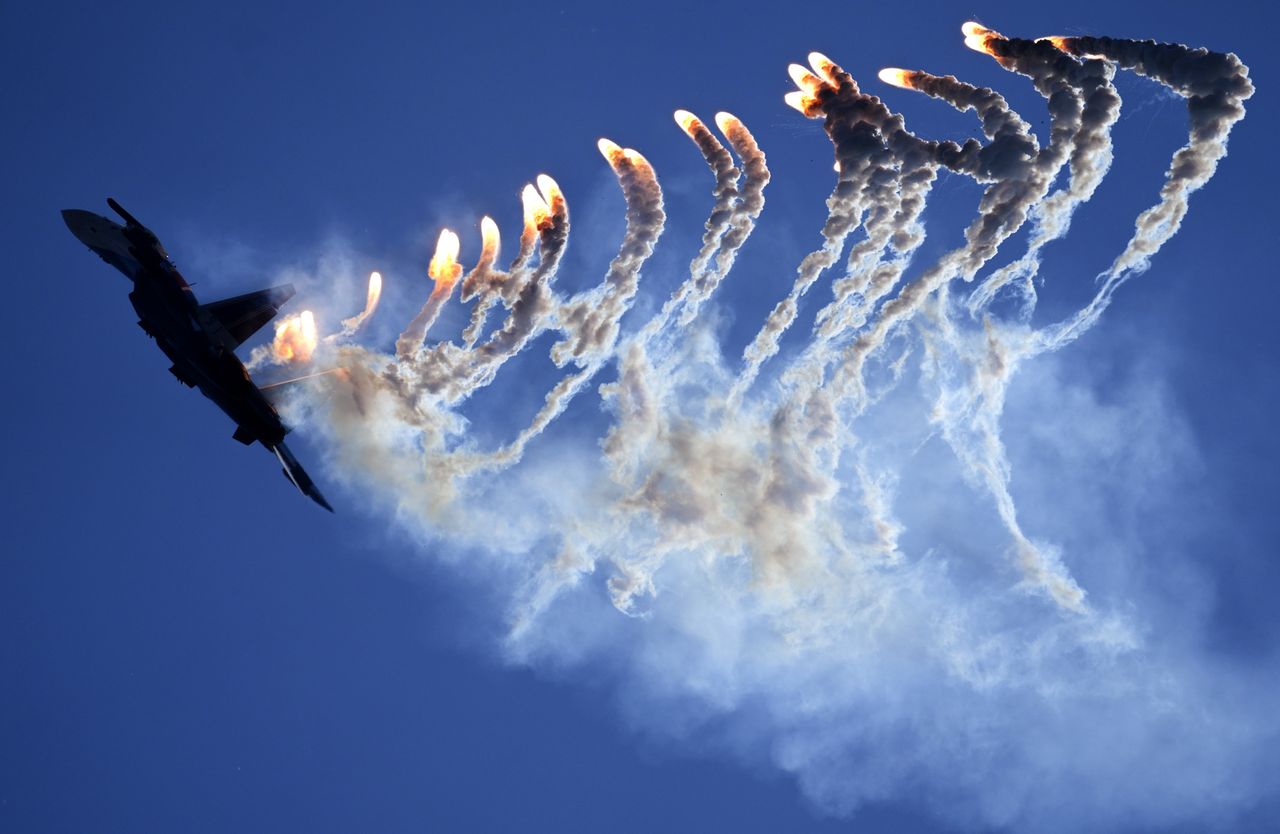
[62,208,96,237]
[62,208,115,248]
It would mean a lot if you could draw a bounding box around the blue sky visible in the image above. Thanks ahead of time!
[3,1,1277,832]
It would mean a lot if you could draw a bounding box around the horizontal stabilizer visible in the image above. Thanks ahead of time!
[202,284,296,349]
[271,442,334,512]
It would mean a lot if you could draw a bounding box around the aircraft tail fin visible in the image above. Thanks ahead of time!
[271,442,334,513]
[106,197,143,228]
[203,284,296,348]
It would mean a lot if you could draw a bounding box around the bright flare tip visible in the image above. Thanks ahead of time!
[878,68,914,89]
[536,174,563,208]
[962,20,1003,54]
[673,109,700,134]
[784,91,817,115]
[434,228,459,260]
[366,271,382,309]
[272,310,318,364]
[479,216,500,262]
[714,112,739,134]
[428,228,462,283]
[788,63,822,91]
[521,183,551,227]
[807,51,840,85]
[597,138,623,159]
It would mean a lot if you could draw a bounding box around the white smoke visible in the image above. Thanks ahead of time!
[252,23,1269,832]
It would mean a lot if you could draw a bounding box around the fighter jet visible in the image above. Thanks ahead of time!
[62,198,334,512]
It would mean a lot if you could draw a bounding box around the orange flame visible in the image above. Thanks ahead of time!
[962,21,1003,55]
[784,90,820,116]
[788,63,823,92]
[536,173,565,216]
[428,229,462,288]
[714,111,740,136]
[272,310,318,364]
[364,271,382,318]
[597,137,626,169]
[877,67,915,89]
[674,109,700,136]
[622,147,650,170]
[479,216,500,266]
[521,184,551,230]
[807,51,839,85]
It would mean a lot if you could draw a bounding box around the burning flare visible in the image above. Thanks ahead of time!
[428,229,462,288]
[807,51,838,85]
[784,91,819,116]
[364,271,382,316]
[962,21,1003,55]
[622,147,649,167]
[536,174,565,215]
[271,310,318,364]
[788,63,824,92]
[479,216,500,267]
[521,184,551,231]
[674,109,700,135]
[597,138,626,170]
[338,271,383,335]
[877,67,916,89]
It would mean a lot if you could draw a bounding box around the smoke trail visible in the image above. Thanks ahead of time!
[1038,35,1254,348]
[728,54,894,402]
[459,146,668,473]
[552,142,666,366]
[633,111,740,346]
[675,113,770,328]
[669,111,740,299]
[966,55,1121,316]
[390,178,571,406]
[806,28,1107,608]
[335,271,383,339]
[459,217,502,348]
[394,229,462,359]
[878,68,1039,178]
[640,111,772,350]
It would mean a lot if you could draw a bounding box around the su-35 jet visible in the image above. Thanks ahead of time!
[62,198,334,512]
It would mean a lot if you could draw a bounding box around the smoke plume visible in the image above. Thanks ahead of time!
[260,22,1264,831]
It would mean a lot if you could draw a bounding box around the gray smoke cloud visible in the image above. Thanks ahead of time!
[262,22,1264,832]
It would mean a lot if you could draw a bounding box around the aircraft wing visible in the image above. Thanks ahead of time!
[201,284,296,348]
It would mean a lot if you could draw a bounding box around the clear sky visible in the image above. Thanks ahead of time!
[2,1,1277,832]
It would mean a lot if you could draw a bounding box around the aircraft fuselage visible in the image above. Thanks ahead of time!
[62,199,333,511]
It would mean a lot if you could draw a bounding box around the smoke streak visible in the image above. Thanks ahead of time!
[1038,35,1254,348]
[639,111,771,347]
[552,143,666,366]
[395,229,462,359]
[676,113,770,327]
[336,271,383,338]
[459,216,502,348]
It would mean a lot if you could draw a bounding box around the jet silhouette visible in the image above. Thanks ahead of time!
[63,199,333,512]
